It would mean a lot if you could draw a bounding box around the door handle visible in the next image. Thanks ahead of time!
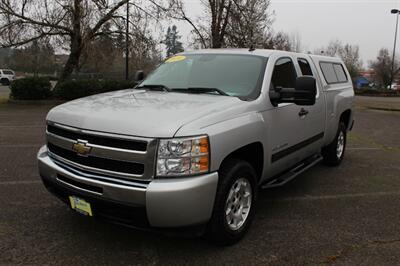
[298,108,309,117]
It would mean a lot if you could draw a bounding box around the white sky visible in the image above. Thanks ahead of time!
[172,0,400,65]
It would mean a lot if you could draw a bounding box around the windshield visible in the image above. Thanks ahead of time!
[140,54,267,99]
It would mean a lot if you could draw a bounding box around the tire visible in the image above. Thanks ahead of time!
[322,122,347,166]
[0,78,10,86]
[205,158,258,246]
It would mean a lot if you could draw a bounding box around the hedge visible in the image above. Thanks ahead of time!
[354,88,400,97]
[10,77,52,100]
[54,79,137,100]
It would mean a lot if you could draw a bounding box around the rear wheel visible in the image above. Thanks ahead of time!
[206,159,257,246]
[322,122,347,166]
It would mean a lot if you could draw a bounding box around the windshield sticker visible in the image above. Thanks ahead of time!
[166,55,186,63]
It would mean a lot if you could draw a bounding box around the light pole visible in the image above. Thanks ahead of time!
[390,9,400,89]
[125,0,129,80]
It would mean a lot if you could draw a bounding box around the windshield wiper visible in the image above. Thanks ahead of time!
[172,87,229,96]
[136,84,171,92]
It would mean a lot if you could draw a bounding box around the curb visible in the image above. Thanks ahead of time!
[7,99,65,105]
[355,93,400,97]
[366,107,400,112]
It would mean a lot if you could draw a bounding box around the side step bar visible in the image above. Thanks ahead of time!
[261,154,323,189]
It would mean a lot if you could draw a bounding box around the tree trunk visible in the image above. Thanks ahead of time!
[59,31,83,82]
[212,33,222,48]
[210,0,231,48]
[59,0,83,83]
[211,25,222,48]
[211,14,221,48]
[59,45,82,82]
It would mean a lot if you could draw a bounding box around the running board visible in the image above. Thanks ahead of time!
[261,154,322,189]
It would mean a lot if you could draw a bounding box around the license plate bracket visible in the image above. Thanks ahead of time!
[69,196,93,216]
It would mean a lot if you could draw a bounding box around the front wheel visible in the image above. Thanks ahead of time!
[322,122,347,166]
[205,159,257,245]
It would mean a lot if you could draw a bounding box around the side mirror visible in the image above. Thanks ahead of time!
[269,76,317,106]
[135,70,145,82]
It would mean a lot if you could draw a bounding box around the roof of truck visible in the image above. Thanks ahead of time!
[181,48,342,62]
[182,48,274,57]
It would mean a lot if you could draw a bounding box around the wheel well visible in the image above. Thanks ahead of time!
[221,142,264,181]
[340,109,352,129]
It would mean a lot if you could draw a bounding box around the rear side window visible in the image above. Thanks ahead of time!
[298,58,314,76]
[3,70,13,75]
[333,64,347,82]
[320,62,348,84]
[320,63,337,84]
[271,58,297,89]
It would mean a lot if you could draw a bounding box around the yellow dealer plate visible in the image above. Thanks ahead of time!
[166,55,186,63]
[69,196,93,216]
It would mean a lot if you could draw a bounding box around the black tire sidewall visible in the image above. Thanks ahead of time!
[1,78,9,86]
[336,123,347,161]
[322,122,347,166]
[206,159,258,245]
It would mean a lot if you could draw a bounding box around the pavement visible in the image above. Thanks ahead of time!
[0,98,400,265]
[0,85,10,98]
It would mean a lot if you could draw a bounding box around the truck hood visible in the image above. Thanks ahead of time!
[47,89,243,138]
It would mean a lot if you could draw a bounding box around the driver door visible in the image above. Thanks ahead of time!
[266,56,324,177]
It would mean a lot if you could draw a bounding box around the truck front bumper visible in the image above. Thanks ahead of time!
[38,146,218,228]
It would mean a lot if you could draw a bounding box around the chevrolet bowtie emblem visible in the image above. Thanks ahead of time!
[72,140,91,156]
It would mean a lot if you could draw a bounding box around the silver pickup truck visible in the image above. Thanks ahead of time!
[38,49,354,245]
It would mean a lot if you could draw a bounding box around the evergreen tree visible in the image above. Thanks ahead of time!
[164,25,184,57]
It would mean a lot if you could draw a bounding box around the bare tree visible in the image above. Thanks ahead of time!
[370,48,398,88]
[225,0,273,48]
[340,44,362,78]
[11,39,56,75]
[289,31,302,52]
[325,39,342,57]
[169,0,230,48]
[168,0,208,47]
[208,0,232,48]
[0,0,163,81]
[79,11,160,79]
[316,40,362,78]
[263,31,291,51]
[170,0,273,49]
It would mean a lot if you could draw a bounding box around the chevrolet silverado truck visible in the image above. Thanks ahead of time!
[38,49,354,245]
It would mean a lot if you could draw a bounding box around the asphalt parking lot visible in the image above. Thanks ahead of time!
[0,97,399,265]
[0,85,10,98]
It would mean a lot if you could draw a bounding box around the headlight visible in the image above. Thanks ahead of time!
[156,135,209,177]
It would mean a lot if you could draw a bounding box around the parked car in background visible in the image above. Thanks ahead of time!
[0,69,15,85]
[353,76,371,89]
[38,49,355,245]
[387,83,399,90]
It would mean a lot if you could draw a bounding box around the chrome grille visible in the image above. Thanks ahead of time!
[47,125,148,151]
[46,122,157,181]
